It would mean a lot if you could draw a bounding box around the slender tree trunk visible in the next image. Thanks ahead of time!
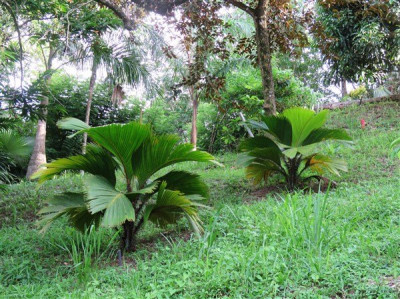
[341,77,348,98]
[26,47,55,179]
[254,0,276,115]
[82,62,98,153]
[190,86,198,150]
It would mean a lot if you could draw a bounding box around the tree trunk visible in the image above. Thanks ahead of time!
[341,78,348,98]
[254,1,276,115]
[121,221,135,252]
[26,47,55,179]
[190,86,198,150]
[82,62,98,153]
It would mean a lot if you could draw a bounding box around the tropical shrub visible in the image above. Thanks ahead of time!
[349,85,367,100]
[33,118,218,252]
[239,108,352,191]
[0,129,32,188]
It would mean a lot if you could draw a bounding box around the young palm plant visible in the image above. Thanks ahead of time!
[239,108,352,191]
[0,129,32,189]
[33,118,219,252]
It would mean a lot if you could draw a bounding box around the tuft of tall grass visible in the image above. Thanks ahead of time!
[273,191,333,275]
[54,225,118,281]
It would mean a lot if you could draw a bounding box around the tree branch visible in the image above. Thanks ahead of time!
[1,1,24,91]
[95,0,136,30]
[130,0,191,15]
[224,0,255,17]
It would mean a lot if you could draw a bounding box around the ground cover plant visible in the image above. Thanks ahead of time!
[0,102,399,298]
[240,107,352,191]
[33,118,217,253]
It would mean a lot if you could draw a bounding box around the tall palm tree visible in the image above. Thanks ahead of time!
[70,33,149,152]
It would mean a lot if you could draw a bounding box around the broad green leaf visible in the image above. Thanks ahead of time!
[132,135,216,186]
[155,171,209,199]
[283,144,316,158]
[303,128,352,146]
[31,145,117,185]
[38,192,101,232]
[307,154,348,176]
[85,122,151,179]
[244,147,284,185]
[283,108,329,146]
[86,176,135,228]
[261,115,292,146]
[143,182,204,237]
[247,119,269,131]
[239,136,278,152]
[0,129,32,158]
[57,117,90,131]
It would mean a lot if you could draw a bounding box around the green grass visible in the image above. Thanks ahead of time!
[1,102,400,298]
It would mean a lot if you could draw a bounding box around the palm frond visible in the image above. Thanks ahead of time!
[155,171,209,199]
[32,144,117,185]
[144,182,204,237]
[282,108,329,146]
[86,175,135,228]
[306,154,348,176]
[303,128,352,146]
[38,192,101,232]
[132,135,216,186]
[84,122,151,180]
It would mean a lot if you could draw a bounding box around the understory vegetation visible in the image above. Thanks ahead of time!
[1,0,400,298]
[1,102,399,298]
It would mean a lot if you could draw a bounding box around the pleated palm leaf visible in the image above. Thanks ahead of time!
[32,118,218,252]
[0,129,32,189]
[240,108,352,191]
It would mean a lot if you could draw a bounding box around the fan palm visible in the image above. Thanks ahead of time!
[239,107,352,191]
[32,118,219,252]
[0,129,32,189]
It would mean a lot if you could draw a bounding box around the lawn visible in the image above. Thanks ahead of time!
[1,102,400,298]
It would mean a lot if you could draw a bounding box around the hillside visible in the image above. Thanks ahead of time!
[1,102,400,298]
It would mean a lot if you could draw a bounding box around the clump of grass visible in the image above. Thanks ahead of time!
[54,225,118,281]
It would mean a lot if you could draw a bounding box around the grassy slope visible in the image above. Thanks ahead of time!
[1,102,399,298]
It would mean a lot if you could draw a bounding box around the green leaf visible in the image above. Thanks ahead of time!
[0,129,32,158]
[85,122,151,180]
[132,135,216,186]
[303,128,352,146]
[283,108,329,146]
[144,182,204,237]
[57,117,90,131]
[261,115,292,146]
[155,171,209,199]
[31,145,117,185]
[86,175,135,228]
[306,154,348,176]
[244,147,284,185]
[247,119,269,131]
[239,136,278,152]
[38,192,101,232]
